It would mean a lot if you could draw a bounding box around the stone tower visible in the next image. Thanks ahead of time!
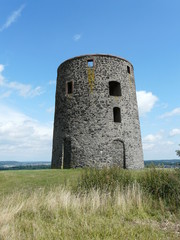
[51,54,144,169]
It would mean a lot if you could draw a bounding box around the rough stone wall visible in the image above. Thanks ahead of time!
[51,54,144,169]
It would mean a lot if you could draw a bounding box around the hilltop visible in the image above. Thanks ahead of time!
[0,168,180,239]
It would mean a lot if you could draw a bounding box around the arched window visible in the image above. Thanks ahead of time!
[113,107,121,123]
[109,81,121,96]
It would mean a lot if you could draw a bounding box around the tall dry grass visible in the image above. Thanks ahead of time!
[76,167,180,211]
[0,183,179,240]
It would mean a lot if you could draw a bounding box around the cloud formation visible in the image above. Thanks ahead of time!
[143,133,163,143]
[0,64,5,84]
[160,108,180,118]
[73,34,82,41]
[0,64,4,72]
[142,131,174,159]
[169,128,180,137]
[0,91,11,99]
[48,80,56,85]
[0,64,43,98]
[7,82,43,97]
[136,91,158,116]
[0,4,25,32]
[143,131,163,150]
[0,104,53,161]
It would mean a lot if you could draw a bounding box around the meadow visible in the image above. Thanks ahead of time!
[0,167,180,239]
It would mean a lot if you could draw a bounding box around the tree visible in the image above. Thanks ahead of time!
[176,145,180,157]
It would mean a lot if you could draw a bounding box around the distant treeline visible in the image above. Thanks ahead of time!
[0,160,180,171]
[145,160,180,168]
[0,165,51,171]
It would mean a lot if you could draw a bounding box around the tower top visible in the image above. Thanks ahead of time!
[59,54,134,69]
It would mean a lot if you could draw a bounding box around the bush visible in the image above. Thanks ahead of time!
[138,167,180,210]
[75,167,134,193]
[75,167,180,212]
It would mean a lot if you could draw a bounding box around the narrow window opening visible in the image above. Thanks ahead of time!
[109,81,121,96]
[113,107,121,123]
[127,66,130,74]
[88,59,94,68]
[67,81,73,94]
[63,138,71,169]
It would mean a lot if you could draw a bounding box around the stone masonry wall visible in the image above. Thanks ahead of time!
[51,54,144,169]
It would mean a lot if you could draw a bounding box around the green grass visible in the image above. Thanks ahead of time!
[76,167,180,212]
[0,168,180,239]
[0,169,81,198]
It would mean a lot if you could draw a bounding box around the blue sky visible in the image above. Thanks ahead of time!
[0,0,180,161]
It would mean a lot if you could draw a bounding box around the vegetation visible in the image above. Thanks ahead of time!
[0,164,51,171]
[0,168,180,239]
[0,169,80,198]
[1,159,180,171]
[76,167,180,211]
[144,159,180,168]
[176,145,180,157]
[0,161,51,171]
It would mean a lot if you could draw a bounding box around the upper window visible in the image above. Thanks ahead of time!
[88,59,94,68]
[113,107,121,123]
[109,81,121,96]
[66,81,73,95]
[127,66,130,74]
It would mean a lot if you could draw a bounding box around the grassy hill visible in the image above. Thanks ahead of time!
[0,169,80,197]
[0,168,180,239]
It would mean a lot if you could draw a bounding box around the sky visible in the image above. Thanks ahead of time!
[0,0,180,162]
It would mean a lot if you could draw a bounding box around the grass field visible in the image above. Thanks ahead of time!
[0,169,80,198]
[0,168,180,239]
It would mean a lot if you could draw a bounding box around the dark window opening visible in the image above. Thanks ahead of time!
[109,81,121,96]
[63,138,71,169]
[88,59,94,68]
[113,107,121,123]
[127,66,130,74]
[67,81,73,94]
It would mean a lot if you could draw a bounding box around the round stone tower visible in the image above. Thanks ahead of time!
[51,54,144,169]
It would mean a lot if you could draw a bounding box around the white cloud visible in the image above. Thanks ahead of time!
[0,64,5,84]
[0,91,12,99]
[29,86,44,97]
[169,128,180,137]
[0,104,53,161]
[143,143,155,150]
[166,141,174,145]
[73,34,82,41]
[143,133,162,143]
[0,64,5,72]
[0,64,43,98]
[0,5,25,32]
[142,131,176,160]
[7,81,44,97]
[136,91,158,116]
[160,108,180,118]
[48,80,56,85]
[143,140,176,160]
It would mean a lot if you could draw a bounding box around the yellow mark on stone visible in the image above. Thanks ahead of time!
[87,68,95,92]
